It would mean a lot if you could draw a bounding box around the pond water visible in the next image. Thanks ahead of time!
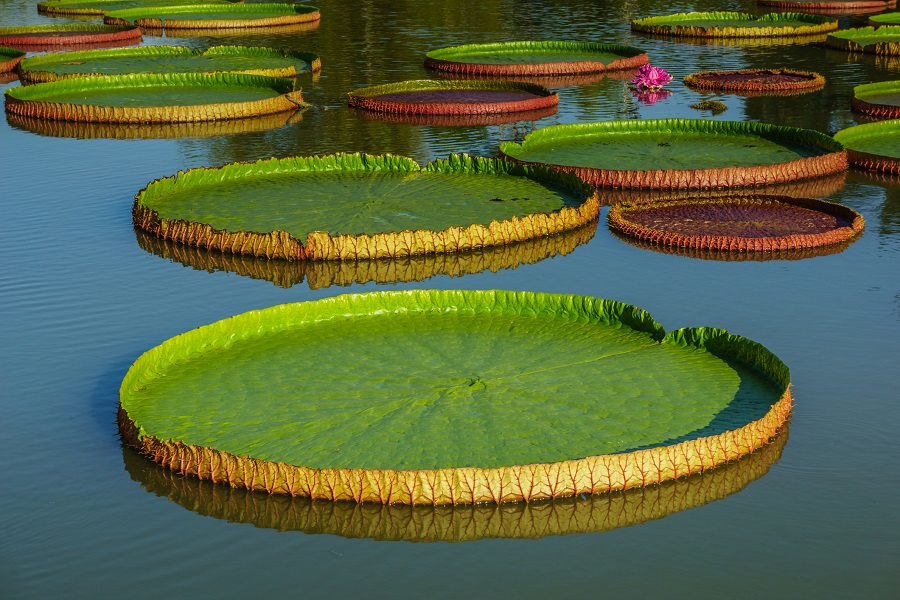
[1,0,898,597]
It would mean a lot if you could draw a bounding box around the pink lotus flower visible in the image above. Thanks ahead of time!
[631,64,673,91]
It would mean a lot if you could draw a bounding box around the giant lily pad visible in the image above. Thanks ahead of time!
[347,80,557,116]
[0,46,25,73]
[119,289,792,505]
[834,120,900,174]
[134,222,597,289]
[683,68,824,96]
[104,3,320,30]
[132,153,600,261]
[4,72,305,123]
[758,0,895,14]
[607,195,864,253]
[423,41,648,76]
[499,119,846,190]
[0,24,141,51]
[123,427,787,540]
[631,12,838,38]
[37,0,235,17]
[825,26,900,55]
[17,45,321,84]
[869,11,900,26]
[851,80,900,119]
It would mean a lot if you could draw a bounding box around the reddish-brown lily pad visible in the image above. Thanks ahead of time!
[851,80,900,119]
[0,24,141,51]
[758,0,895,14]
[347,80,558,116]
[608,195,864,252]
[834,120,900,174]
[351,104,557,127]
[0,46,25,73]
[684,68,824,96]
[423,41,647,77]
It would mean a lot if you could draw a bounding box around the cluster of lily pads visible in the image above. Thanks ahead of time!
[4,1,897,509]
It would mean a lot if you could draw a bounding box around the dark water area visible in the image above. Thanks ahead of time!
[1,0,898,597]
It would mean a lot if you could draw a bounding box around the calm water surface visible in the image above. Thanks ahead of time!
[1,0,898,597]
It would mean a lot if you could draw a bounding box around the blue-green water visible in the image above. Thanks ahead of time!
[1,0,898,598]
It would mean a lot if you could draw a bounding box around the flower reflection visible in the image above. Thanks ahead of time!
[632,88,673,105]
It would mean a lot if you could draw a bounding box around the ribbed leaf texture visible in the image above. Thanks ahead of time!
[347,79,558,115]
[0,24,141,48]
[132,152,600,260]
[18,45,320,83]
[631,11,838,37]
[825,26,900,54]
[499,118,846,189]
[834,119,900,174]
[683,68,825,96]
[851,80,900,119]
[119,290,792,505]
[424,40,648,76]
[123,426,787,539]
[104,3,320,30]
[38,0,234,17]
[4,72,304,123]
[607,195,864,252]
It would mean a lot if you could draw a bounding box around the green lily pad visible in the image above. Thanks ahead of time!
[851,80,900,119]
[834,119,900,174]
[631,11,838,38]
[123,426,787,540]
[104,3,320,30]
[4,72,305,123]
[347,79,557,116]
[0,24,142,51]
[0,46,25,73]
[424,41,647,76]
[18,45,320,84]
[869,11,900,26]
[825,26,900,54]
[132,153,600,261]
[37,0,234,17]
[119,289,792,505]
[499,119,846,189]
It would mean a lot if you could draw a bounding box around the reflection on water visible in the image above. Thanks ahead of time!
[349,104,559,127]
[6,108,305,139]
[426,68,617,89]
[610,229,859,261]
[134,222,598,289]
[121,426,788,542]
[137,20,320,40]
[632,32,830,48]
[594,172,847,206]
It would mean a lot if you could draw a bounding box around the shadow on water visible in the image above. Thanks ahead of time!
[120,425,788,543]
